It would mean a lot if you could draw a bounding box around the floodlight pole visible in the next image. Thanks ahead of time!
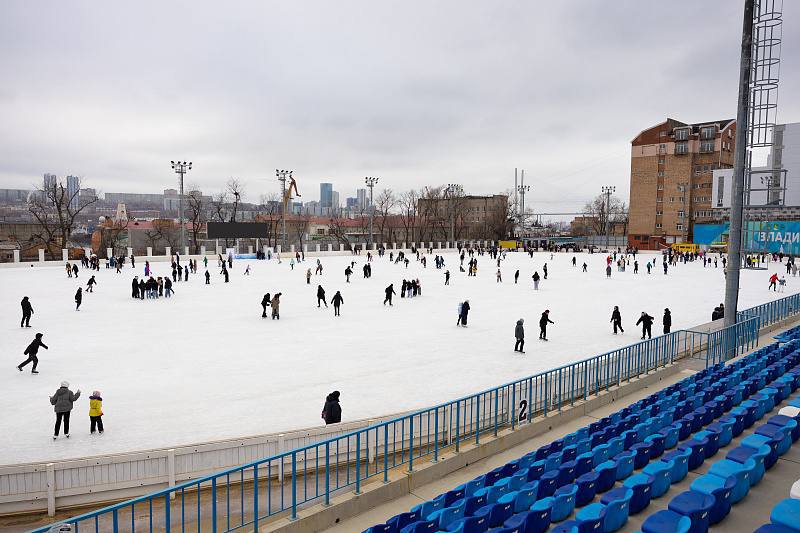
[601,185,615,250]
[171,160,192,253]
[276,169,292,247]
[365,177,379,247]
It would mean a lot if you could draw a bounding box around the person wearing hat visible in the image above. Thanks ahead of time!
[20,296,34,328]
[89,391,104,434]
[514,319,525,353]
[539,310,554,340]
[50,381,80,439]
[321,391,341,425]
[18,333,48,374]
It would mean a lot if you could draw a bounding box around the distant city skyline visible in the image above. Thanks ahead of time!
[1,1,798,218]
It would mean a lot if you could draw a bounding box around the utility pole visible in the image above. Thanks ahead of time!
[170,161,192,252]
[445,183,463,244]
[601,185,615,250]
[678,183,688,242]
[517,183,530,236]
[276,169,292,247]
[365,176,379,247]
[725,0,755,328]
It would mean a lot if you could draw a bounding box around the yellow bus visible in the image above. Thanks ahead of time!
[499,240,521,250]
[671,243,699,254]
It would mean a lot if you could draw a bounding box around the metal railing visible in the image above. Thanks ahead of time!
[31,294,797,533]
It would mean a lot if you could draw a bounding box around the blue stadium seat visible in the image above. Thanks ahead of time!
[690,473,735,524]
[768,414,799,442]
[661,447,691,483]
[708,459,753,503]
[399,519,437,533]
[550,484,578,522]
[678,438,707,470]
[612,451,635,480]
[727,443,769,486]
[642,460,672,498]
[472,501,513,528]
[770,499,800,532]
[598,486,633,532]
[668,490,714,532]
[575,471,599,507]
[640,509,692,533]
[595,461,617,494]
[622,473,653,515]
[386,511,419,532]
[755,423,792,456]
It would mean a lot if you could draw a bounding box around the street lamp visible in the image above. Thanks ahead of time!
[170,160,192,253]
[445,183,463,245]
[516,184,530,235]
[276,170,293,247]
[601,185,616,250]
[365,176,379,248]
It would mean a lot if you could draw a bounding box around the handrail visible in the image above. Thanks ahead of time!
[30,293,798,532]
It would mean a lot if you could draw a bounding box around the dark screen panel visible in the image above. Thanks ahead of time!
[206,222,270,239]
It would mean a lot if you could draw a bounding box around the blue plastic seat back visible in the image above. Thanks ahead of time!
[641,509,691,533]
[387,511,420,531]
[399,520,437,533]
[770,498,800,530]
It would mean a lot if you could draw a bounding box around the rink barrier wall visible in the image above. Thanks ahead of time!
[16,293,793,531]
[0,241,500,268]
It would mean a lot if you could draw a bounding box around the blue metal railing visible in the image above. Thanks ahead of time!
[30,294,796,532]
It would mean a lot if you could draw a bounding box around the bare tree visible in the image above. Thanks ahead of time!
[373,188,396,243]
[327,212,353,249]
[98,218,130,258]
[28,177,100,259]
[226,179,245,222]
[211,191,229,223]
[144,219,180,253]
[582,193,626,236]
[186,188,207,254]
[257,193,282,247]
[399,189,419,243]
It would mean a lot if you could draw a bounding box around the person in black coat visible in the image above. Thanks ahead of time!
[384,284,395,305]
[539,310,554,340]
[75,288,83,311]
[332,291,344,316]
[458,300,471,327]
[18,332,48,373]
[610,306,623,334]
[663,308,672,334]
[20,296,33,328]
[514,319,525,353]
[636,312,654,339]
[261,293,271,318]
[317,285,328,308]
[321,391,342,424]
[131,277,140,298]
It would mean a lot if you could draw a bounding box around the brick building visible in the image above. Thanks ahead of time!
[628,118,736,249]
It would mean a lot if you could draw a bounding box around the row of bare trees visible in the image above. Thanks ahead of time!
[28,177,99,259]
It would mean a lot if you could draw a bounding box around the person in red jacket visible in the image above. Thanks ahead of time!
[769,273,779,291]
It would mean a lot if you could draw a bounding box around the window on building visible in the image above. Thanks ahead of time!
[679,196,685,203]
[669,197,674,202]
[676,142,688,154]
[703,165,709,172]
[677,223,684,231]
[678,210,685,218]
[657,184,664,190]
[656,223,662,229]
[700,141,714,152]
[657,171,664,177]
[659,131,667,137]
[695,165,701,175]
[675,128,689,141]
[658,159,665,164]
[701,126,716,140]
[717,175,725,206]
[656,197,663,203]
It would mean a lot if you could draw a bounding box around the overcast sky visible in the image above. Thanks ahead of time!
[1,1,798,218]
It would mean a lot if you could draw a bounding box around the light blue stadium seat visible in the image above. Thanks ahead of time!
[770,499,800,532]
[550,483,578,522]
[399,519,437,533]
[690,473,735,524]
[708,459,754,503]
[599,487,634,532]
[642,460,672,498]
[612,451,635,481]
[622,473,653,515]
[472,501,513,529]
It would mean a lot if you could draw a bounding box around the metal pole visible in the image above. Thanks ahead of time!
[725,0,755,328]
[178,170,185,252]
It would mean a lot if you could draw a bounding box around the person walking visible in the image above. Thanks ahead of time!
[444,270,450,285]
[514,270,520,284]
[50,381,80,439]
[345,266,352,283]
[17,332,48,374]
[205,270,211,284]
[539,310,554,340]
[222,267,229,283]
[514,319,525,353]
[321,391,342,425]
[663,308,672,334]
[164,277,174,298]
[271,293,281,319]
[261,293,271,318]
[582,262,588,273]
[317,285,328,308]
[89,390,104,434]
[457,300,470,327]
[72,263,79,278]
[543,263,548,279]
[332,291,344,316]
[306,268,312,284]
[496,269,502,283]
[75,288,83,311]
[20,296,33,328]
[384,284,396,306]
[606,265,612,278]
[532,271,540,290]
[610,306,624,334]
[636,312,654,339]
[769,272,779,291]
[131,277,140,298]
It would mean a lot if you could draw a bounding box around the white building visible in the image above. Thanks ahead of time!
[713,122,800,209]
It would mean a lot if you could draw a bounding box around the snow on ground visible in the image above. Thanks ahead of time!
[0,250,794,464]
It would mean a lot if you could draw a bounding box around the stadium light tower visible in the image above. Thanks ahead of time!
[365,176,379,247]
[276,169,292,247]
[445,183,463,244]
[601,185,616,250]
[516,184,530,234]
[171,161,192,252]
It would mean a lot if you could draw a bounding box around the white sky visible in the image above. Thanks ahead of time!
[0,1,798,217]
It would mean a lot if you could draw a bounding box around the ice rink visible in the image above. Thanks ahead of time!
[0,250,794,464]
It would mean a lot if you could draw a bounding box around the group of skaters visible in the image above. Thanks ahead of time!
[512,310,555,352]
[48,381,105,439]
[609,306,671,339]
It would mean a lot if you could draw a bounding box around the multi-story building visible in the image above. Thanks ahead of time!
[331,191,340,211]
[356,188,368,209]
[43,173,57,191]
[416,194,509,240]
[319,183,333,208]
[66,175,80,209]
[628,117,736,249]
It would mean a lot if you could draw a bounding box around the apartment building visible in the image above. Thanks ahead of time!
[628,118,736,249]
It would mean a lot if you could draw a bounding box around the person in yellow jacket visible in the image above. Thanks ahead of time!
[89,391,104,434]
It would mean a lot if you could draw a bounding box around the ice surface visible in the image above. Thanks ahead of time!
[0,251,793,464]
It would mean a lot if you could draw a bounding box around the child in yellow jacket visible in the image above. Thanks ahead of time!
[89,391,104,434]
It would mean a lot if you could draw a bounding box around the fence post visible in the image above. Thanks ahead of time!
[408,417,414,471]
[383,424,389,483]
[278,434,285,480]
[168,448,176,499]
[325,442,331,505]
[356,432,362,491]
[46,462,55,517]
[291,453,297,520]
[367,420,376,465]
[433,408,440,462]
[253,464,259,531]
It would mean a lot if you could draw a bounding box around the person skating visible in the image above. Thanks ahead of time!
[244,265,251,276]
[271,293,281,319]
[769,272,779,291]
[75,288,83,311]
[636,312,654,339]
[539,310,554,340]
[344,266,352,283]
[307,268,312,284]
[20,296,33,328]
[514,319,525,353]
[663,262,668,275]
[139,278,146,298]
[543,263,548,279]
[85,275,97,293]
[72,263,79,278]
[164,277,174,297]
[50,381,80,439]
[444,270,450,285]
[572,256,577,267]
[384,284,396,305]
[582,262,588,272]
[17,332,48,373]
[457,300,470,327]
[261,293,271,318]
[663,308,672,334]
[205,270,211,284]
[606,265,612,278]
[321,391,342,425]
[514,270,520,284]
[66,262,72,278]
[532,271,540,290]
[131,277,140,298]
[89,390,104,434]
[223,267,230,283]
[634,261,639,274]
[610,306,623,334]
[496,269,502,283]
[317,285,328,308]
[332,291,344,316]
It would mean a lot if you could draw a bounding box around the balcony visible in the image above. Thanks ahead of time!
[675,142,688,155]
[699,141,715,153]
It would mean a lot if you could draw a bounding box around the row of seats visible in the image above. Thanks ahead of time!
[363,338,800,533]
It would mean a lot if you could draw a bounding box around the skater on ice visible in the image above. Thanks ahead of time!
[384,284,395,305]
[20,296,33,328]
[17,332,47,374]
[50,381,80,439]
[332,291,344,316]
[261,293,271,317]
[317,285,328,308]
[75,287,83,311]
[270,293,281,319]
[636,312,654,339]
[514,319,525,353]
[539,310,554,340]
[89,390,104,434]
[610,306,623,334]
[86,275,97,293]
[663,308,672,334]
[457,300,470,327]
[321,391,341,425]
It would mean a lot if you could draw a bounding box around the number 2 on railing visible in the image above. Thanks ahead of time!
[518,400,528,423]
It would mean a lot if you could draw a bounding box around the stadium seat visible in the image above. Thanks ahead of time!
[598,487,633,532]
[640,509,692,533]
[399,520,437,533]
[575,471,599,507]
[668,490,714,532]
[770,499,800,532]
[690,473,735,524]
[708,459,754,503]
[595,461,617,494]
[661,447,691,483]
[622,473,653,515]
[612,451,635,480]
[550,484,578,522]
[642,460,672,498]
